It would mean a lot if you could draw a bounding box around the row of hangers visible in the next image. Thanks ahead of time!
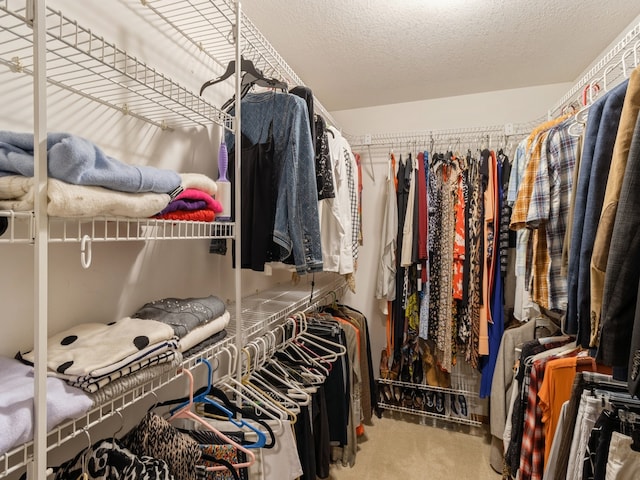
[153,311,346,467]
[561,39,640,136]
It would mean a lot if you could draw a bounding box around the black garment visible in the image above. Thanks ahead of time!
[478,149,491,304]
[583,409,618,480]
[294,404,316,480]
[392,156,411,358]
[498,151,512,276]
[222,124,278,271]
[308,324,349,446]
[411,154,420,265]
[314,115,335,200]
[289,86,315,154]
[0,216,7,237]
[312,386,331,479]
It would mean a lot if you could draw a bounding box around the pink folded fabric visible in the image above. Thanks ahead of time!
[175,188,223,213]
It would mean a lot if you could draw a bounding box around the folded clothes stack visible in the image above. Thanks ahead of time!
[0,131,220,220]
[132,294,230,355]
[17,316,181,394]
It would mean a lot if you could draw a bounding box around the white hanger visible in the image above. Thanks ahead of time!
[215,345,288,432]
[245,341,312,407]
[295,313,347,361]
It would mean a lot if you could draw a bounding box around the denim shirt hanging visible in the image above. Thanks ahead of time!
[225,91,322,274]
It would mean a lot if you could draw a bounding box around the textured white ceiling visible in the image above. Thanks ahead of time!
[241,0,640,111]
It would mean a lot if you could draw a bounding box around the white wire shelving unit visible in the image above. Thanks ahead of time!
[0,271,343,479]
[0,0,237,477]
[0,1,347,476]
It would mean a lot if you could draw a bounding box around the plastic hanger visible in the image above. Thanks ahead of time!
[169,359,267,449]
[221,374,293,428]
[167,366,256,472]
[242,345,309,408]
[261,321,328,384]
[200,56,266,95]
[295,314,347,361]
[215,344,288,430]
[221,344,298,425]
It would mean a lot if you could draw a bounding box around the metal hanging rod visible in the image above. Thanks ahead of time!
[346,123,534,149]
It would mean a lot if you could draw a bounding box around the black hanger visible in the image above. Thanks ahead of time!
[200,56,264,95]
[200,56,288,96]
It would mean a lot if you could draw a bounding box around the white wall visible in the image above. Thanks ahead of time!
[332,82,572,379]
[332,82,571,134]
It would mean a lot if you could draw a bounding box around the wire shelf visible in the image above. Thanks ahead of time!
[378,401,483,428]
[141,0,339,128]
[0,1,233,130]
[228,272,346,344]
[47,217,234,242]
[0,211,35,244]
[346,124,535,150]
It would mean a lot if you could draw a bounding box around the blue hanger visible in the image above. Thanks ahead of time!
[170,358,267,449]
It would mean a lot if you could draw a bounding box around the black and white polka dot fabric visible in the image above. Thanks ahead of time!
[19,317,175,376]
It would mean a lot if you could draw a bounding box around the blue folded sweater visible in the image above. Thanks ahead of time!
[0,131,181,194]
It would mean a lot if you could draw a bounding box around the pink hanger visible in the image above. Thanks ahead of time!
[167,367,256,472]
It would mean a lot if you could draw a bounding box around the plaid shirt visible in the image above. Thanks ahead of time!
[523,122,578,310]
[511,130,548,229]
[344,149,359,264]
[510,114,571,299]
[546,124,578,310]
[519,355,555,480]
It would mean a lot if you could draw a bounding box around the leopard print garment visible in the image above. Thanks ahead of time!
[465,162,483,369]
[123,412,202,480]
[54,438,173,480]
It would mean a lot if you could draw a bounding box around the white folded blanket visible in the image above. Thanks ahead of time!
[179,173,218,195]
[19,317,176,376]
[0,175,170,217]
[178,311,230,352]
[0,356,92,456]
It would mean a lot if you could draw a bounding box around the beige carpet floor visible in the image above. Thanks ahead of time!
[327,413,501,480]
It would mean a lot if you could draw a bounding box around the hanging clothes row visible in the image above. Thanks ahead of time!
[507,63,640,395]
[366,136,520,426]
[491,60,640,479]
